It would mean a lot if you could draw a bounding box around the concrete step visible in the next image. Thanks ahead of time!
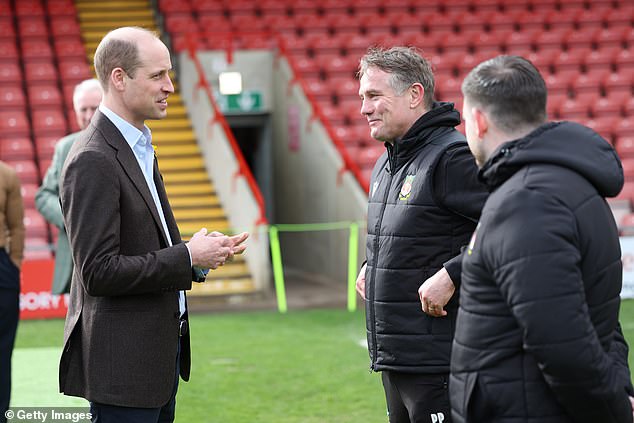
[165,183,212,196]
[169,196,220,208]
[152,131,196,143]
[155,144,201,157]
[173,208,226,220]
[147,119,190,131]
[161,170,210,184]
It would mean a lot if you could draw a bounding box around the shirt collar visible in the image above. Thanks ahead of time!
[99,104,152,150]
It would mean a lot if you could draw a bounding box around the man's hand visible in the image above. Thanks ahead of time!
[187,228,249,270]
[419,267,455,317]
[356,263,367,300]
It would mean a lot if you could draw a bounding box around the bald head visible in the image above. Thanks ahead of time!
[94,27,161,93]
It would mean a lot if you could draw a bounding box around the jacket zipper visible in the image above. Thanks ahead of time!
[369,143,396,371]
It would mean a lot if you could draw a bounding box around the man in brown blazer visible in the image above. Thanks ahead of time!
[0,160,24,423]
[59,27,248,423]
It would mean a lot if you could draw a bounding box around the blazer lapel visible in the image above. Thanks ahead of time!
[93,112,172,247]
[153,158,182,244]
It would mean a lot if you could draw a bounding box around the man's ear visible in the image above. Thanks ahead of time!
[110,67,126,92]
[473,106,489,139]
[409,83,425,109]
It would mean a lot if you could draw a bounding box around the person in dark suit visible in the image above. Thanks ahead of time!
[58,26,248,423]
[0,161,24,423]
[35,78,103,295]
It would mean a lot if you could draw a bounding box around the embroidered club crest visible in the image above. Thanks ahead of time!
[399,175,415,201]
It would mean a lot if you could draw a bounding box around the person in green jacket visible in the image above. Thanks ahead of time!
[35,78,102,294]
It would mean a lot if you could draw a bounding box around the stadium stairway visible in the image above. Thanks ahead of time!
[74,0,256,298]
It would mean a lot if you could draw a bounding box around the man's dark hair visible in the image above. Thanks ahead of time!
[359,46,435,109]
[462,55,547,133]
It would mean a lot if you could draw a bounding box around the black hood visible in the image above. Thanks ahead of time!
[480,121,624,197]
[385,102,461,172]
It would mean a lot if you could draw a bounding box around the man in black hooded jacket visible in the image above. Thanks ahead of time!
[355,46,488,423]
[450,55,634,423]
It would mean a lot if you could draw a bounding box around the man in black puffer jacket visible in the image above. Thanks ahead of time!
[450,55,634,423]
[356,47,488,423]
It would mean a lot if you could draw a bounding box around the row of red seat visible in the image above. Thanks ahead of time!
[159,0,627,17]
[0,0,77,18]
[165,8,634,43]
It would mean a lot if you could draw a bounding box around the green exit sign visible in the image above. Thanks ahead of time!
[218,91,262,113]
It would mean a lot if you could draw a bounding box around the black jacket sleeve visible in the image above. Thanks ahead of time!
[434,144,488,287]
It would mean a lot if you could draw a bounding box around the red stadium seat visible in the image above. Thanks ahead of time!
[594,27,631,48]
[31,109,67,137]
[8,159,39,185]
[20,183,38,208]
[259,0,288,16]
[46,0,77,17]
[616,119,634,139]
[15,1,45,17]
[535,28,571,50]
[0,86,26,111]
[319,53,358,78]
[329,75,359,101]
[592,92,629,119]
[584,46,620,72]
[164,14,198,35]
[20,39,54,63]
[191,0,224,14]
[603,70,633,96]
[23,209,48,239]
[573,69,609,95]
[230,15,268,32]
[27,84,63,109]
[262,15,297,36]
[0,40,19,63]
[605,6,634,30]
[158,0,193,14]
[34,135,61,160]
[0,138,34,161]
[355,144,384,168]
[58,60,92,84]
[17,17,48,39]
[333,124,372,147]
[543,69,577,95]
[574,7,610,29]
[620,212,634,236]
[558,95,593,120]
[0,110,30,137]
[49,16,81,38]
[546,93,567,119]
[0,63,22,85]
[505,30,539,52]
[24,61,58,84]
[616,137,634,159]
[621,158,634,180]
[551,47,590,72]
[615,47,634,73]
[54,38,86,60]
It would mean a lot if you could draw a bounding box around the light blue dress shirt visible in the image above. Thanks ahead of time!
[99,105,186,316]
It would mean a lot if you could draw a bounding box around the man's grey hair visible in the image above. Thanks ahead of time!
[462,55,547,133]
[72,78,102,107]
[358,46,435,109]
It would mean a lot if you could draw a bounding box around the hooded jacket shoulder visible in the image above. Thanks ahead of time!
[450,121,632,423]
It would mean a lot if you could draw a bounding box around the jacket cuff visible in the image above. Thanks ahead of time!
[443,254,463,289]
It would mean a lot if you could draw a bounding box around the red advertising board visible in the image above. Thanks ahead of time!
[20,259,68,320]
